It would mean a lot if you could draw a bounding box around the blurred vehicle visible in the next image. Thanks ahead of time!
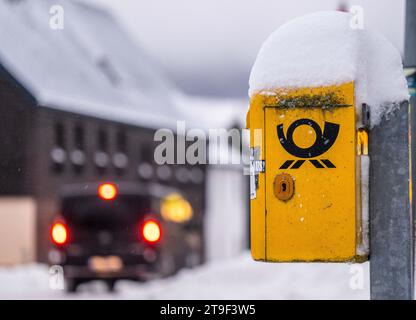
[49,181,197,292]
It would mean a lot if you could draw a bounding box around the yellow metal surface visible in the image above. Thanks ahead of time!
[248,82,364,262]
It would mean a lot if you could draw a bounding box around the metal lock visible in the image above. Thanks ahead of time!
[273,173,294,201]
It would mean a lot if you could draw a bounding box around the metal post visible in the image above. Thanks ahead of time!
[369,101,414,299]
[369,0,416,300]
[405,0,416,68]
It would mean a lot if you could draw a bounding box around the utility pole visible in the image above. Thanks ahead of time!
[369,101,414,299]
[369,0,415,300]
[405,0,416,67]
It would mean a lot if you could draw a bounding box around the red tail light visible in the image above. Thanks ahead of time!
[51,222,68,245]
[141,220,162,244]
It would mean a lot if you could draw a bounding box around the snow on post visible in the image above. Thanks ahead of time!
[249,11,409,127]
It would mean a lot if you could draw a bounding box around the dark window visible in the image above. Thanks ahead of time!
[55,122,65,147]
[141,144,153,163]
[137,144,154,180]
[74,125,85,150]
[72,124,86,174]
[98,129,108,151]
[95,128,109,173]
[116,130,127,152]
[51,122,66,174]
[114,130,128,176]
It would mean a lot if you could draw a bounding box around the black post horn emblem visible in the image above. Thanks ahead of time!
[277,119,339,169]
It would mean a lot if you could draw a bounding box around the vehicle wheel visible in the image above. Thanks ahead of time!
[106,280,117,292]
[66,278,79,293]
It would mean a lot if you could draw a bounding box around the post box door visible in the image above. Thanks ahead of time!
[264,83,359,262]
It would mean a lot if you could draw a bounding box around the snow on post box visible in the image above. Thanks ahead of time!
[245,11,383,263]
[247,83,369,262]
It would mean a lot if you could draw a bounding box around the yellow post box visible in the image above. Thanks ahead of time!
[247,82,369,262]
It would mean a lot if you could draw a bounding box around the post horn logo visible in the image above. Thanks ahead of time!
[277,118,339,169]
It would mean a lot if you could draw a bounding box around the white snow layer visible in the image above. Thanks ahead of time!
[249,11,409,127]
[0,254,369,299]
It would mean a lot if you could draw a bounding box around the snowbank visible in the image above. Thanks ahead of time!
[116,253,369,299]
[0,254,369,299]
[0,264,51,298]
[249,11,409,127]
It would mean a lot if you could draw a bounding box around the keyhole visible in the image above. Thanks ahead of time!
[274,173,294,201]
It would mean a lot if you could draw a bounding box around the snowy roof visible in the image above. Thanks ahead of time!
[249,11,409,127]
[0,0,186,129]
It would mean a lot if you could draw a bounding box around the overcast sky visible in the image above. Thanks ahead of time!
[85,0,406,97]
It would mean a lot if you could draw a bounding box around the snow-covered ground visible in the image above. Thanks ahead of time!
[0,252,369,300]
